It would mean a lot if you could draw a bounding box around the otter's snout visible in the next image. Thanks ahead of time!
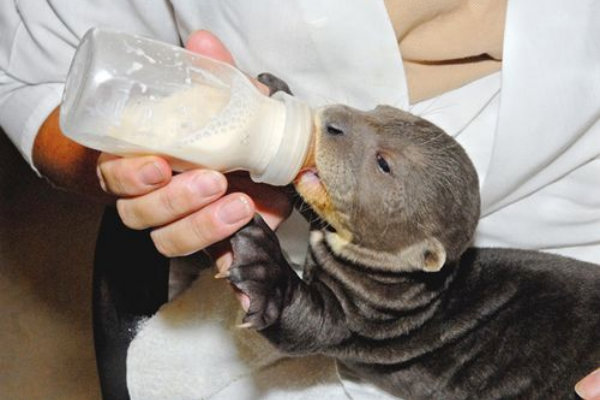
[320,105,356,139]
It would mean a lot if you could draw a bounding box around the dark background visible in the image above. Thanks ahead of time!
[0,129,102,399]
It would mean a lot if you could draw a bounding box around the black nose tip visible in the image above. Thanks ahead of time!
[326,123,345,136]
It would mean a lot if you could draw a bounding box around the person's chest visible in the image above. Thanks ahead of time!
[384,0,506,102]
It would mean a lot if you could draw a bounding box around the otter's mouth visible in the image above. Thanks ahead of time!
[295,167,321,187]
[293,168,336,232]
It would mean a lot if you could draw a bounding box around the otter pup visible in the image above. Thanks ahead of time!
[224,77,600,399]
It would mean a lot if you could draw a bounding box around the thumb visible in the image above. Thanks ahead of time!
[185,30,236,65]
[185,30,269,95]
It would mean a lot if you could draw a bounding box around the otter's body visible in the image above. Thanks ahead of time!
[309,240,600,399]
[230,217,600,399]
[225,75,600,399]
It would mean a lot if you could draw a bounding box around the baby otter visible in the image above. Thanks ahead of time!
[225,76,600,399]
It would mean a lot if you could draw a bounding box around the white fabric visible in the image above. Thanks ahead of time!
[0,0,180,172]
[0,0,598,399]
[129,258,398,400]
[475,0,600,260]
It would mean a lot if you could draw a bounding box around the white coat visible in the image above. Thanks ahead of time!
[1,1,598,398]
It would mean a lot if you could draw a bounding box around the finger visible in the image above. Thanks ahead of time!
[97,154,171,196]
[210,241,233,274]
[576,368,600,400]
[210,242,250,311]
[150,193,254,257]
[185,30,269,95]
[227,173,293,230]
[116,169,227,229]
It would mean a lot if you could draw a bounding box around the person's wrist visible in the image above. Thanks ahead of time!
[33,106,112,201]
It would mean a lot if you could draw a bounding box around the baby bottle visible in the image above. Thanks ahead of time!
[60,28,314,185]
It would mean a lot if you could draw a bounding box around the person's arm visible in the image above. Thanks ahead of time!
[33,105,109,200]
[32,30,291,262]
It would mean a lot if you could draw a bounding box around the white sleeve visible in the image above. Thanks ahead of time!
[0,0,181,174]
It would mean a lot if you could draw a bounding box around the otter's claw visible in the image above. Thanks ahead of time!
[236,322,254,329]
[228,215,298,330]
[214,270,230,279]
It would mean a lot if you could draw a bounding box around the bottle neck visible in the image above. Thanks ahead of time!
[250,92,314,186]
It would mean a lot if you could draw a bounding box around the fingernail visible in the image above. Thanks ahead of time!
[96,166,108,192]
[575,368,600,399]
[195,170,226,197]
[140,162,165,185]
[217,196,252,225]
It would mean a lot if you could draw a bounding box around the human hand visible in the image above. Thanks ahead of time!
[96,31,293,260]
[576,368,600,400]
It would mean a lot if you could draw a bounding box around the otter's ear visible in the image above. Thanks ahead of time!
[402,237,446,272]
[323,231,447,273]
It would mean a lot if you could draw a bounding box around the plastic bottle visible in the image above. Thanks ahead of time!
[59,28,314,186]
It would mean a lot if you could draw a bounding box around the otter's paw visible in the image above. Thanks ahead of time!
[228,215,298,330]
[257,73,293,96]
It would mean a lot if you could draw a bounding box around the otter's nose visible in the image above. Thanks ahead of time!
[326,123,345,136]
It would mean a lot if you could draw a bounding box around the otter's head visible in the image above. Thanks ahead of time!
[295,105,480,272]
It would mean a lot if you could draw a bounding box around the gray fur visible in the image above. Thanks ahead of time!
[227,83,599,399]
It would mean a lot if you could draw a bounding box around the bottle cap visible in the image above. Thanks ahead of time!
[251,92,313,185]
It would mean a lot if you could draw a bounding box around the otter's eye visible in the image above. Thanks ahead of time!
[326,123,345,136]
[376,153,391,174]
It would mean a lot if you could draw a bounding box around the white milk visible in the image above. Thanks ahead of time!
[60,28,313,185]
